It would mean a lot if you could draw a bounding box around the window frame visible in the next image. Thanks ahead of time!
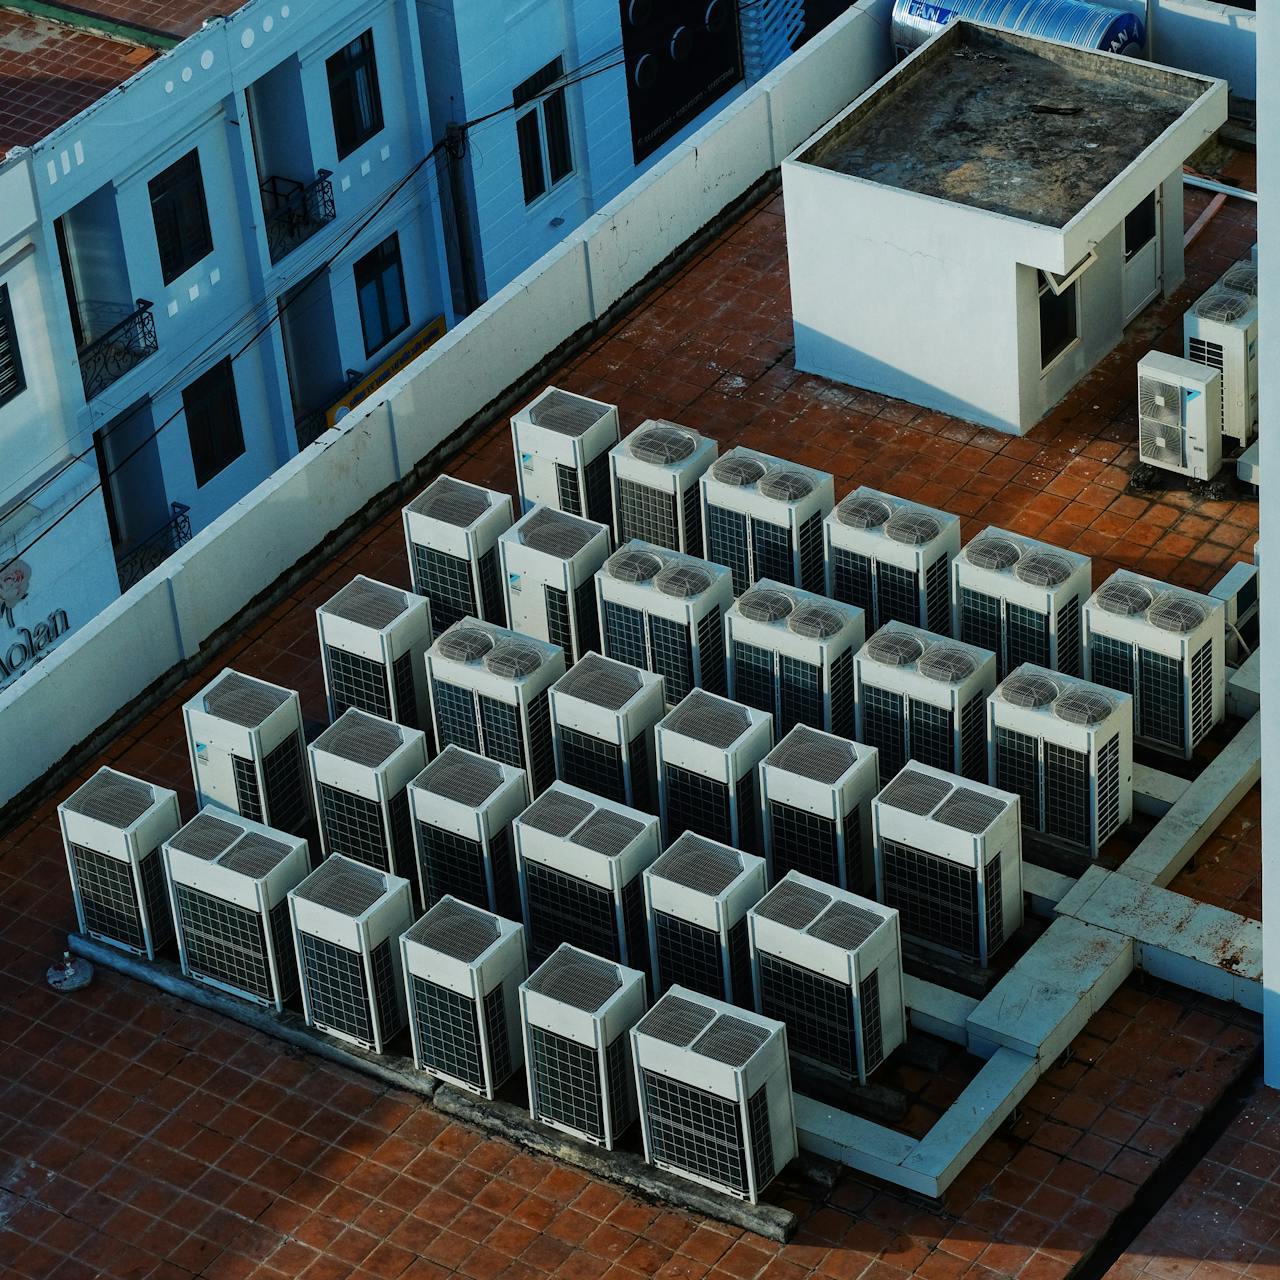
[327,30,384,160]
[1037,270,1080,373]
[1124,193,1158,263]
[514,57,574,207]
[0,284,25,408]
[353,233,410,359]
[148,150,214,285]
[182,357,246,488]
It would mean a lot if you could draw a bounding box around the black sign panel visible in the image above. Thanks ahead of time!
[795,0,855,47]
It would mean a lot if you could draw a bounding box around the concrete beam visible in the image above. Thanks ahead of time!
[792,1095,935,1196]
[1133,764,1190,818]
[1023,864,1078,917]
[904,976,979,1044]
[1228,650,1261,719]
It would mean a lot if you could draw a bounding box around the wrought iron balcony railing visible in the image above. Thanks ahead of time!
[115,502,192,592]
[78,299,158,401]
[262,170,336,264]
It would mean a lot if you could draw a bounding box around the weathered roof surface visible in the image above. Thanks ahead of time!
[62,0,230,40]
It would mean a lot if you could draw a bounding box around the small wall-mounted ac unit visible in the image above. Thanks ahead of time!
[610,420,718,554]
[401,895,527,1097]
[1136,353,1223,481]
[1208,561,1259,668]
[164,808,310,1010]
[1184,287,1259,446]
[511,386,619,522]
[59,767,181,958]
[520,943,648,1148]
[632,988,796,1202]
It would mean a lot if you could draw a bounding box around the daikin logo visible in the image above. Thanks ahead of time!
[905,1,956,20]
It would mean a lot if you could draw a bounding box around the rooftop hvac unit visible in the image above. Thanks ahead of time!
[748,871,905,1084]
[990,665,1133,859]
[511,386,619,523]
[288,854,414,1052]
[872,763,1023,968]
[317,576,432,730]
[549,651,665,810]
[520,943,648,1148]
[854,622,996,785]
[1221,259,1258,299]
[1136,354,1223,482]
[726,581,864,738]
[759,726,879,896]
[610,420,718,554]
[163,808,309,1010]
[499,506,611,663]
[954,527,1092,678]
[184,669,312,833]
[825,488,959,634]
[308,710,427,883]
[426,618,565,797]
[656,690,773,852]
[1083,570,1226,758]
[700,448,834,595]
[597,540,733,705]
[643,833,766,1004]
[59,767,181,958]
[1183,287,1259,445]
[401,895,527,1097]
[402,474,513,634]
[514,781,661,968]
[632,989,796,1203]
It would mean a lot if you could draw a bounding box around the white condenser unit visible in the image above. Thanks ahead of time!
[549,651,665,810]
[59,768,181,958]
[759,726,880,897]
[825,488,959,634]
[597,540,733,704]
[511,386,619,523]
[854,622,996,785]
[499,506,611,663]
[402,474,513,634]
[1184,287,1259,445]
[643,832,766,1004]
[426,618,565,796]
[610,420,718,554]
[700,448,834,596]
[1136,353,1223,481]
[289,854,414,1052]
[163,808,310,1010]
[748,871,905,1084]
[872,763,1023,968]
[408,745,527,919]
[401,895,527,1097]
[990,666,1133,859]
[521,943,648,1148]
[308,710,428,882]
[1084,570,1226,758]
[954,527,1092,678]
[317,576,433,731]
[1222,258,1258,299]
[726,580,864,738]
[632,988,796,1203]
[656,690,773,852]
[184,669,312,833]
[514,782,661,968]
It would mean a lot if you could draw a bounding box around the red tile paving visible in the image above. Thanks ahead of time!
[63,0,230,40]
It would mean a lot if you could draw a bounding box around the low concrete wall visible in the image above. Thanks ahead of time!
[1152,0,1257,102]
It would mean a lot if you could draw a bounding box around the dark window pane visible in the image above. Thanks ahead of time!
[149,150,212,284]
[327,30,384,158]
[182,357,245,487]
[545,89,572,183]
[353,234,409,357]
[1039,274,1078,368]
[514,57,572,204]
[0,285,24,406]
[516,110,546,204]
[1125,193,1157,261]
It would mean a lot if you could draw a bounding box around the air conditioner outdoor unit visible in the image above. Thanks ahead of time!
[631,988,796,1203]
[872,762,1023,968]
[700,448,834,596]
[426,618,565,797]
[953,527,1092,677]
[163,808,310,1010]
[825,488,959,634]
[1208,561,1259,667]
[514,781,661,968]
[748,870,905,1084]
[317,576,433,730]
[1221,258,1258,299]
[853,622,996,785]
[990,665,1133,859]
[610,420,718,554]
[759,725,879,896]
[655,689,773,852]
[643,832,766,1005]
[1083,569,1226,758]
[499,506,611,663]
[402,474,513,634]
[59,767,181,958]
[1136,353,1223,481]
[511,386,619,523]
[289,853,414,1052]
[184,669,312,833]
[726,580,864,738]
[597,541,733,705]
[401,895,527,1098]
[520,943,648,1148]
[1183,287,1259,445]
[549,651,665,810]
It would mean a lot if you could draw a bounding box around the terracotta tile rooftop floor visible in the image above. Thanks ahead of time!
[69,0,233,40]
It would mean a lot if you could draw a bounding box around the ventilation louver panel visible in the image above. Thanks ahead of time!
[630,424,697,464]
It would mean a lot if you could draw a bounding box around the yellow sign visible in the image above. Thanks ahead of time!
[326,314,448,426]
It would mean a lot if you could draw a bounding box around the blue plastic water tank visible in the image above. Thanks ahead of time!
[891,0,1146,58]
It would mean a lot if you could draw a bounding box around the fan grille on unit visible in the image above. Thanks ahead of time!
[485,639,545,678]
[754,879,831,930]
[836,494,892,529]
[661,690,751,749]
[637,994,716,1046]
[519,507,598,558]
[766,725,857,785]
[527,388,607,437]
[1194,289,1251,324]
[711,454,766,486]
[692,1015,769,1067]
[1016,550,1072,587]
[314,709,405,768]
[1140,420,1186,469]
[407,474,491,527]
[886,509,942,546]
[554,652,643,710]
[407,897,500,962]
[808,901,882,950]
[607,547,665,583]
[526,946,621,1012]
[221,833,294,879]
[655,563,713,598]
[650,833,744,896]
[436,625,494,662]
[169,811,242,861]
[63,769,155,827]
[322,577,409,629]
[864,631,925,667]
[789,602,844,638]
[1095,579,1155,616]
[574,809,646,857]
[966,537,1021,571]
[1148,593,1207,633]
[933,789,1006,835]
[737,587,794,623]
[759,468,815,502]
[1139,377,1182,428]
[1222,262,1258,297]
[878,768,952,816]
[629,423,697,464]
[416,747,506,806]
[918,644,979,683]
[1000,671,1061,708]
[1054,688,1115,726]
[294,858,388,916]
[520,789,595,838]
[204,671,290,727]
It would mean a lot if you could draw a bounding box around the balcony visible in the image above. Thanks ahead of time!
[114,502,192,591]
[78,300,158,401]
[262,171,336,265]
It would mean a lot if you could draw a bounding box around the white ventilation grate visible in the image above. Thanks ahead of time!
[649,834,744,895]
[527,389,608,437]
[608,548,665,582]
[416,747,507,805]
[555,652,644,709]
[766,725,857,785]
[322,578,410,629]
[313,710,405,767]
[63,770,156,827]
[485,640,546,678]
[407,475,492,526]
[878,768,952,815]
[519,508,598,558]
[169,812,242,861]
[436,625,495,662]
[712,455,766,486]
[526,947,622,1011]
[406,896,501,961]
[294,858,389,916]
[204,672,290,727]
[662,690,751,749]
[737,587,794,622]
[629,424,697,464]
[835,495,892,529]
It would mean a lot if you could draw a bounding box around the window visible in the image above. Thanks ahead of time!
[1038,271,1078,370]
[354,234,409,357]
[182,358,245,486]
[514,58,572,205]
[0,285,24,406]
[1124,193,1157,262]
[149,151,213,284]
[327,30,383,158]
